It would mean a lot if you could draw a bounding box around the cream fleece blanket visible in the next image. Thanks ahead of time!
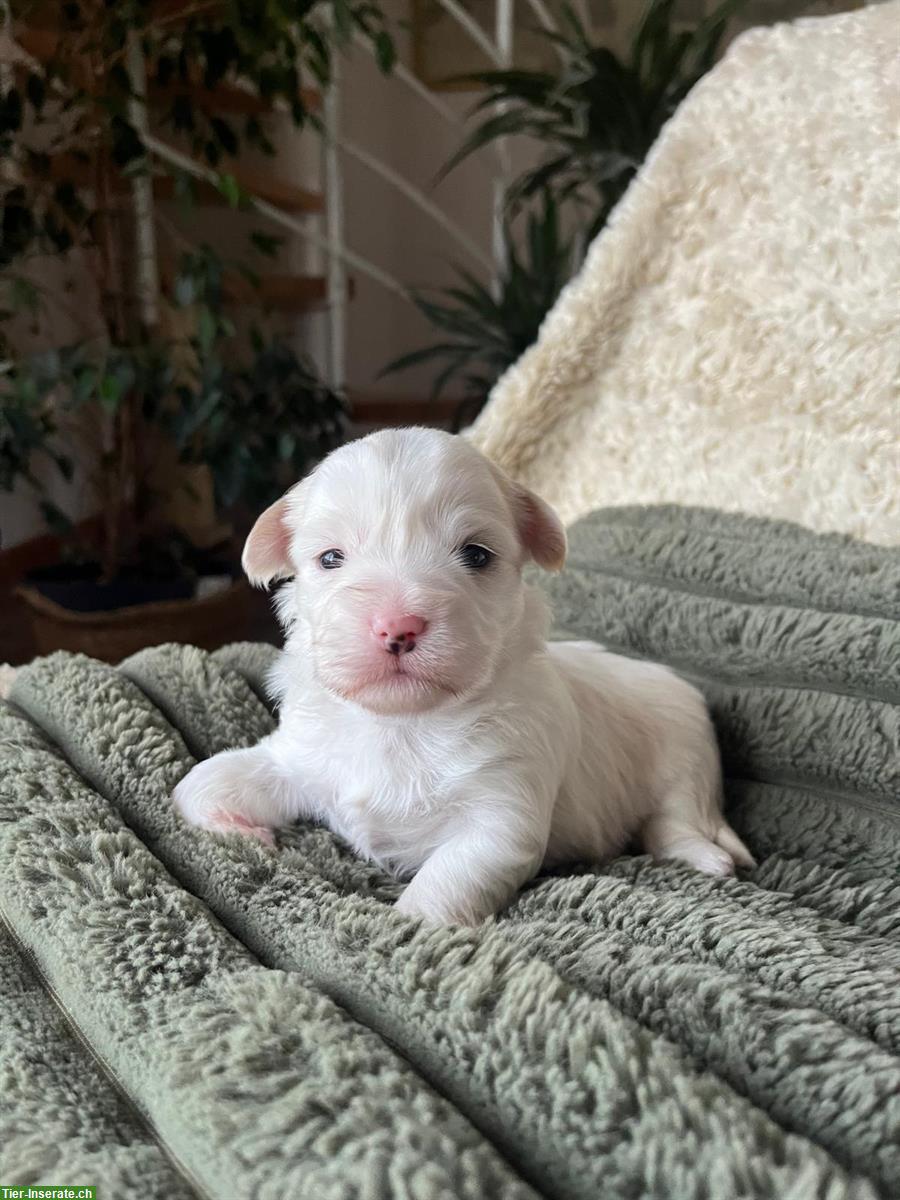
[470,3,900,546]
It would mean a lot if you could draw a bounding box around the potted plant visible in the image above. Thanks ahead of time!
[3,249,347,659]
[1,0,391,660]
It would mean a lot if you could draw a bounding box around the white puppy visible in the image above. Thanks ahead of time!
[174,428,753,925]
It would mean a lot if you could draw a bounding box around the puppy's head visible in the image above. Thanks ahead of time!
[243,428,565,715]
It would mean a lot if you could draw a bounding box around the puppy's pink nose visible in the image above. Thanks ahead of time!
[372,613,427,655]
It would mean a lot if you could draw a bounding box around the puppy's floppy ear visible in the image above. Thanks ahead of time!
[242,491,296,586]
[511,482,567,572]
[488,461,567,572]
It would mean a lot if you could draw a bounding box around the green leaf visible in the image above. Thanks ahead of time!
[428,353,474,402]
[249,230,285,258]
[210,116,239,158]
[1,199,36,267]
[42,212,73,253]
[380,342,478,378]
[0,88,22,135]
[235,263,260,289]
[332,0,353,42]
[73,365,97,404]
[26,73,46,112]
[215,172,243,208]
[98,372,123,411]
[53,453,75,482]
[39,500,73,535]
[465,70,558,102]
[436,108,554,184]
[305,28,331,85]
[198,306,217,351]
[375,31,396,74]
[53,180,82,218]
[435,0,740,283]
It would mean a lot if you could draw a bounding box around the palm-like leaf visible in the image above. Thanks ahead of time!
[382,197,573,427]
[443,0,743,228]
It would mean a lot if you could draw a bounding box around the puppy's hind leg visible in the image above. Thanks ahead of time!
[642,812,756,877]
[173,739,307,846]
[643,719,756,876]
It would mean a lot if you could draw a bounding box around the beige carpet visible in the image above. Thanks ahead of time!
[470,2,900,546]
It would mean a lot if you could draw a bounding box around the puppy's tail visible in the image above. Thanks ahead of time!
[716,821,756,869]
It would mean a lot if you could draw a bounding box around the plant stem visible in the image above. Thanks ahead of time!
[92,91,133,582]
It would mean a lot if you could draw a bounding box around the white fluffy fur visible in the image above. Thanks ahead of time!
[469,4,900,546]
[174,429,753,925]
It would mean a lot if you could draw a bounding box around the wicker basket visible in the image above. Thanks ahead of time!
[16,578,260,663]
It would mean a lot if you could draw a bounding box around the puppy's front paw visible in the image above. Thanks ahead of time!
[394,889,476,927]
[173,760,275,847]
[658,835,735,877]
[204,808,276,847]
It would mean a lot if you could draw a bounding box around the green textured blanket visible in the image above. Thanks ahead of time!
[1,506,897,1200]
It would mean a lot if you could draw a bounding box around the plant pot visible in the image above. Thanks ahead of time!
[16,577,262,663]
[24,561,196,613]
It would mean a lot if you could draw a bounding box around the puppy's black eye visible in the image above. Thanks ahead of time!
[459,543,494,570]
[319,549,344,570]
